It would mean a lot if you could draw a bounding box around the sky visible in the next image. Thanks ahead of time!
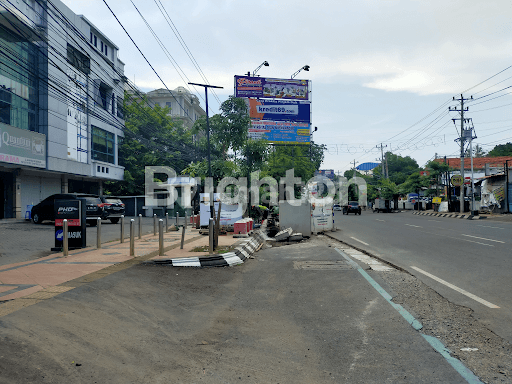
[62,0,512,175]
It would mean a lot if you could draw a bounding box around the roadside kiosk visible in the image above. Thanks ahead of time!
[51,199,87,251]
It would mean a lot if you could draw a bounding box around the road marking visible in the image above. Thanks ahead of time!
[461,234,505,244]
[375,219,385,222]
[461,239,494,247]
[405,224,422,228]
[336,249,483,384]
[476,225,505,230]
[350,236,369,246]
[410,266,500,309]
[428,220,442,222]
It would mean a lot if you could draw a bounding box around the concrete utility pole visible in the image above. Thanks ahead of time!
[376,143,388,178]
[449,94,472,213]
[352,159,359,179]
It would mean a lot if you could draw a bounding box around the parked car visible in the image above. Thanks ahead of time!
[99,196,125,224]
[31,193,105,226]
[343,201,362,215]
[333,204,342,211]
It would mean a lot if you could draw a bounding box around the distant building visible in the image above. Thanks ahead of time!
[0,0,126,219]
[127,86,205,129]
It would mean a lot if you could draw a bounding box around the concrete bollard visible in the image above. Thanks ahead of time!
[120,215,125,243]
[153,214,157,236]
[138,214,142,239]
[63,219,68,257]
[159,219,164,256]
[97,217,101,249]
[209,218,214,255]
[165,212,169,233]
[130,219,135,256]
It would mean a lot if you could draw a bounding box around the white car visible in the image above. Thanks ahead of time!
[333,204,342,211]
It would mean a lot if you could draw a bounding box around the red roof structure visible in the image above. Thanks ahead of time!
[433,156,512,170]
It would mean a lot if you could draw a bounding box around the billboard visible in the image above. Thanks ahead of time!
[249,120,310,145]
[246,98,311,123]
[234,75,309,101]
[316,169,335,179]
[0,123,46,168]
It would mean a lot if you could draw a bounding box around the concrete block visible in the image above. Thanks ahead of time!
[289,233,303,241]
[274,227,292,241]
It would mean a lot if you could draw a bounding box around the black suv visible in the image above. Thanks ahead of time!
[31,194,105,226]
[343,201,362,215]
[99,196,125,224]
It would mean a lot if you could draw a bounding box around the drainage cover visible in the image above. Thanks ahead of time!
[293,261,353,270]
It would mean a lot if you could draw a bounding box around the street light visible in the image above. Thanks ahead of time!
[291,65,310,79]
[246,61,269,77]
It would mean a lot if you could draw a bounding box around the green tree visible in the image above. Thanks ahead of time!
[398,172,430,195]
[374,152,420,184]
[487,142,512,157]
[464,144,486,158]
[104,94,198,196]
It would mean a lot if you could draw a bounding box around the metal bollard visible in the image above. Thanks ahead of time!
[120,215,125,243]
[184,213,187,229]
[176,212,179,227]
[97,217,101,249]
[138,214,142,239]
[180,222,186,249]
[209,218,214,255]
[63,219,68,257]
[130,219,135,256]
[153,214,157,236]
[159,219,164,256]
[165,212,169,233]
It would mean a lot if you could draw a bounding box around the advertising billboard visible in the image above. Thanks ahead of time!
[246,98,311,123]
[234,75,309,101]
[249,120,310,145]
[0,123,46,168]
[316,169,335,180]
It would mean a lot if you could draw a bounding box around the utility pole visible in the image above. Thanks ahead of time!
[449,94,472,213]
[352,159,359,179]
[376,143,388,178]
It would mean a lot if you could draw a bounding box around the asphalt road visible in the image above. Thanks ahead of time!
[331,210,512,344]
[0,238,470,383]
[0,216,183,267]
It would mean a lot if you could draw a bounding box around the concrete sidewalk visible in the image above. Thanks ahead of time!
[0,226,242,315]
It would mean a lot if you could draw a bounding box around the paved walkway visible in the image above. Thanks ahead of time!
[0,226,240,315]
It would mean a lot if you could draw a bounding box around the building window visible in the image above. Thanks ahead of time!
[118,135,125,167]
[105,45,108,56]
[101,41,103,52]
[116,96,124,119]
[92,126,115,164]
[111,93,115,115]
[90,32,93,43]
[94,35,97,47]
[67,44,90,75]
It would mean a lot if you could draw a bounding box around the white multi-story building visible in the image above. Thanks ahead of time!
[0,0,125,219]
[129,86,205,129]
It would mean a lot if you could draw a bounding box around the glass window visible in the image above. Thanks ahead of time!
[105,45,108,56]
[94,35,97,47]
[67,43,90,74]
[116,96,124,119]
[101,41,103,52]
[91,126,115,164]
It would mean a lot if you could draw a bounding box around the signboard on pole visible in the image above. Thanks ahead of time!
[451,175,463,186]
[199,193,243,227]
[0,123,46,168]
[53,199,86,250]
[246,98,311,123]
[234,75,309,101]
[249,120,310,144]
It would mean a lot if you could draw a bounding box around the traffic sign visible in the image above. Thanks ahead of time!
[432,197,442,204]
[451,175,463,186]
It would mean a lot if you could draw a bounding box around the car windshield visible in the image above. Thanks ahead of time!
[85,197,101,204]
[349,202,358,206]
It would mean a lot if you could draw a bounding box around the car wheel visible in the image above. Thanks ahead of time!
[110,218,119,224]
[32,213,42,224]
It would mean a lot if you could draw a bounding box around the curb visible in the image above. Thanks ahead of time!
[142,230,267,268]
[412,211,487,220]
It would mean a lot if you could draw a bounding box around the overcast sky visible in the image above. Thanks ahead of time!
[63,0,512,174]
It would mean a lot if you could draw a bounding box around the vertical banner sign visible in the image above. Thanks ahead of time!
[53,199,87,250]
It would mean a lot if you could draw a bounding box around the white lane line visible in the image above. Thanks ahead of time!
[461,234,505,244]
[428,220,442,222]
[375,219,385,222]
[461,239,494,247]
[410,267,500,309]
[476,225,505,230]
[350,236,369,246]
[405,224,422,228]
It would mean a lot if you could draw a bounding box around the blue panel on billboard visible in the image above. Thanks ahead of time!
[249,120,310,145]
[357,162,381,171]
[247,98,311,123]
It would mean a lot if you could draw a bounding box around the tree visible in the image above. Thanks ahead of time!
[398,172,430,195]
[464,144,486,158]
[373,152,420,185]
[487,142,512,157]
[104,93,199,196]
